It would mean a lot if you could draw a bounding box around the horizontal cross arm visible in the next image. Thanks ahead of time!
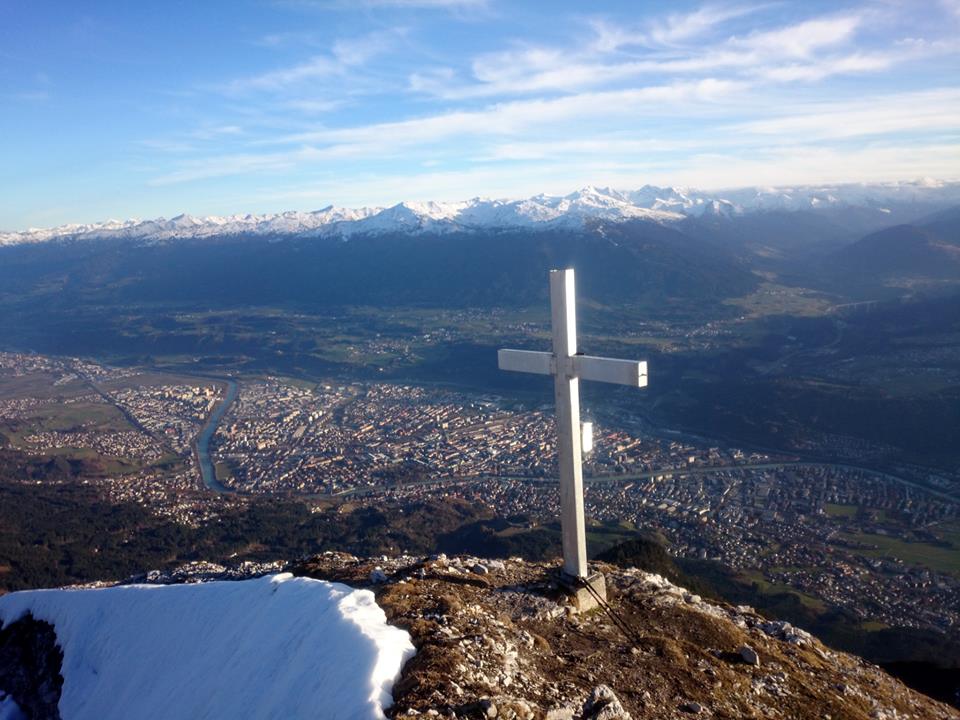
[572,355,648,387]
[499,349,649,387]
[498,349,553,375]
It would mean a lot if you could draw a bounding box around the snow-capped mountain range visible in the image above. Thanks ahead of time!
[3,180,958,247]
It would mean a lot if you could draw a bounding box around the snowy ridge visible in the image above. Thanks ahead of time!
[3,180,959,246]
[0,573,415,720]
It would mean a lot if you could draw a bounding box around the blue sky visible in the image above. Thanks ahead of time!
[2,0,959,229]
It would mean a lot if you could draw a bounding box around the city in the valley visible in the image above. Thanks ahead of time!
[1,350,957,642]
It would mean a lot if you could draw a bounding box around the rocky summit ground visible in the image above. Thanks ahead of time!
[3,554,957,720]
[295,553,958,720]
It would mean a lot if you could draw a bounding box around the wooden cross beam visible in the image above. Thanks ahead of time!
[498,268,648,579]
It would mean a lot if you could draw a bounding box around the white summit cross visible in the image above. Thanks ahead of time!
[498,268,648,581]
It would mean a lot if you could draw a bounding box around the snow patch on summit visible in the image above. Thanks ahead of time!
[0,573,414,720]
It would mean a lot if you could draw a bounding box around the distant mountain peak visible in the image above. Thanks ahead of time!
[2,180,959,247]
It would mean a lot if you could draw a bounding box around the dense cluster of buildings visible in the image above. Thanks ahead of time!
[23,429,164,462]
[209,380,764,494]
[103,468,240,527]
[112,383,220,454]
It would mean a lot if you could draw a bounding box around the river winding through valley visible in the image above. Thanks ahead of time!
[195,378,238,493]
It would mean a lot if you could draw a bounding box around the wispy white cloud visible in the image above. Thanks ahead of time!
[268,78,746,148]
[651,4,764,45]
[590,4,767,52]
[407,11,882,99]
[225,28,405,93]
[666,141,960,189]
[474,137,716,162]
[149,151,304,186]
[139,138,199,154]
[331,27,407,65]
[255,31,323,48]
[283,98,346,114]
[754,33,959,82]
[756,52,894,82]
[732,88,960,140]
[227,56,340,93]
[731,15,861,57]
[190,124,244,139]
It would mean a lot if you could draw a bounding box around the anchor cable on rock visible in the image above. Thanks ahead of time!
[576,575,645,648]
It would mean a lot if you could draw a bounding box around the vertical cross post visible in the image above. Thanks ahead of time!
[550,269,589,578]
[498,268,648,586]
